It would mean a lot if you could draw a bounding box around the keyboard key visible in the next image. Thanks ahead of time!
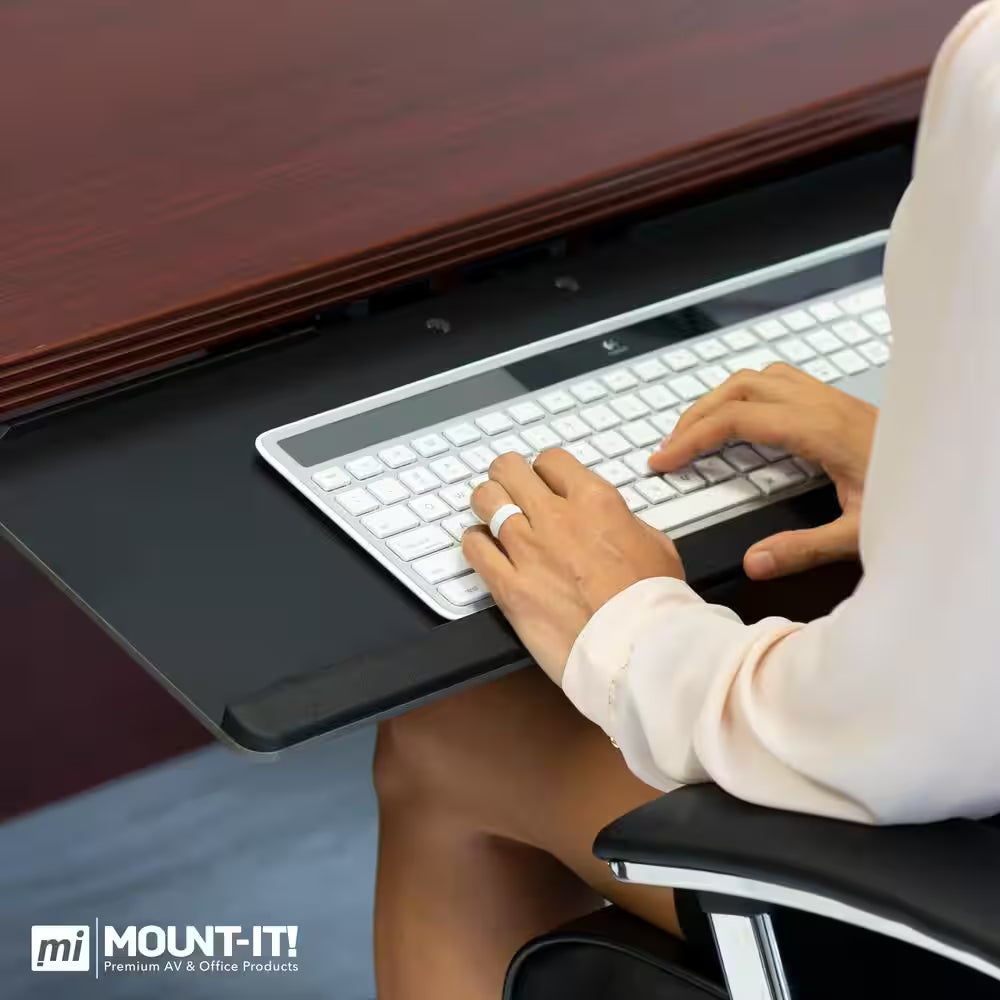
[388,525,452,561]
[749,460,807,495]
[442,512,480,540]
[468,474,489,489]
[460,445,497,473]
[346,455,383,480]
[368,477,411,505]
[312,466,351,491]
[831,319,870,345]
[492,433,533,456]
[564,440,602,466]
[378,444,418,469]
[830,348,869,375]
[430,456,473,483]
[602,368,638,392]
[438,573,490,607]
[581,405,620,431]
[539,390,577,414]
[663,348,700,371]
[632,358,668,382]
[361,505,421,538]
[570,380,607,403]
[650,410,680,436]
[776,336,815,364]
[508,400,546,424]
[594,460,635,487]
[638,384,679,410]
[662,466,707,493]
[805,329,843,354]
[621,419,661,448]
[668,375,709,401]
[802,358,841,383]
[695,338,728,361]
[335,487,380,516]
[638,478,761,532]
[408,494,452,521]
[754,318,787,341]
[399,466,442,494]
[439,483,474,511]
[753,443,788,462]
[635,476,678,504]
[522,425,563,451]
[780,309,816,332]
[413,548,472,584]
[859,340,890,365]
[618,485,648,512]
[591,430,631,457]
[862,309,892,335]
[838,286,885,314]
[444,423,481,447]
[610,394,650,420]
[725,348,780,373]
[794,457,824,478]
[721,444,765,472]
[624,449,655,477]
[810,301,842,323]
[411,433,449,458]
[551,415,590,441]
[697,365,729,389]
[476,412,513,435]
[693,455,737,483]
[722,329,758,351]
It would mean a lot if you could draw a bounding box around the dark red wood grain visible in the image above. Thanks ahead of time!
[0,0,972,416]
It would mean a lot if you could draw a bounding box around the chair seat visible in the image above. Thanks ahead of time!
[503,905,725,1000]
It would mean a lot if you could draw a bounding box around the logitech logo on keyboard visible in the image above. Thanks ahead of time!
[601,337,629,357]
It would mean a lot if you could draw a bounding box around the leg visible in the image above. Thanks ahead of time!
[373,666,681,1000]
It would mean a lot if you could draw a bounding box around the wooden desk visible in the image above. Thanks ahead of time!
[0,0,971,417]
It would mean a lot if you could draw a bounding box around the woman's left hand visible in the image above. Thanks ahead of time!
[462,450,684,684]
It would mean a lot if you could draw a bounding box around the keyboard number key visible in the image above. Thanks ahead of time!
[476,412,513,435]
[411,434,449,458]
[602,369,638,391]
[632,358,668,382]
[539,390,576,414]
[570,380,607,403]
[663,348,700,371]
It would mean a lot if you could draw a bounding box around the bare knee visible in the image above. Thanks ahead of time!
[373,703,460,811]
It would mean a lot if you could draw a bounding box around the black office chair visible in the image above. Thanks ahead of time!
[505,785,1000,999]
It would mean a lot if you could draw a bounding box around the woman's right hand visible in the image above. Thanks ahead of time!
[649,363,878,580]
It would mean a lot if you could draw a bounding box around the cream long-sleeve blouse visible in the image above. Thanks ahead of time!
[562,2,1000,825]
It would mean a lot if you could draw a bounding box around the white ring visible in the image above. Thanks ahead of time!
[489,503,524,540]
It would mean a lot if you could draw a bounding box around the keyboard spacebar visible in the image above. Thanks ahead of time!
[638,479,761,532]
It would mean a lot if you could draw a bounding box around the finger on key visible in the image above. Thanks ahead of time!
[668,368,794,443]
[530,447,591,498]
[462,525,515,582]
[650,401,796,472]
[487,452,556,517]
[470,480,532,554]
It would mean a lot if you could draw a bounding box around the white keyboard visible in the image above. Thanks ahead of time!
[258,236,890,619]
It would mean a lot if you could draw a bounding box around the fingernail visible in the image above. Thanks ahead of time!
[745,550,776,578]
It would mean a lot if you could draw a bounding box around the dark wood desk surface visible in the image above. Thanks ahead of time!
[0,0,971,417]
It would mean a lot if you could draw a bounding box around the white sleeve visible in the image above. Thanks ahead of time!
[561,2,1000,825]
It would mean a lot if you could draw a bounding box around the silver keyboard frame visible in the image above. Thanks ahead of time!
[257,230,888,620]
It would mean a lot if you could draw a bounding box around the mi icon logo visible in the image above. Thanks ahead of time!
[31,926,90,972]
